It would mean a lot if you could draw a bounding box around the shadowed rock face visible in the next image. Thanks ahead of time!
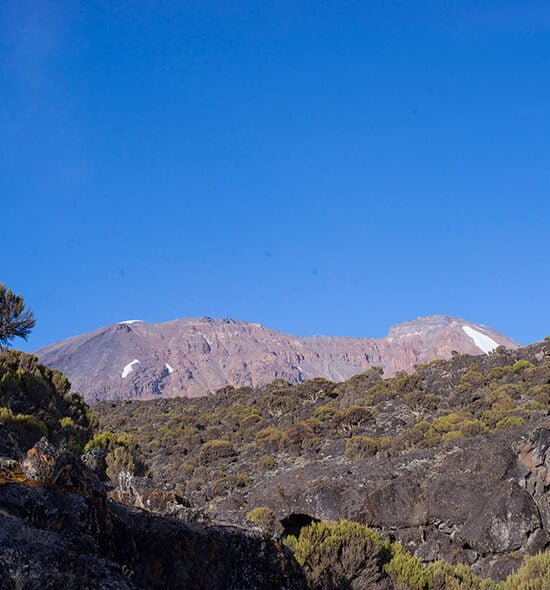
[36,315,518,402]
[0,440,307,590]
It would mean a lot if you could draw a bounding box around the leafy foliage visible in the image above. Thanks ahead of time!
[0,284,36,349]
[0,350,96,455]
[286,520,550,590]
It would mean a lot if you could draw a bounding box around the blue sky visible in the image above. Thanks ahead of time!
[1,1,549,350]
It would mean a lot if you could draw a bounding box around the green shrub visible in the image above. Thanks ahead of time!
[441,430,463,442]
[286,520,391,589]
[384,543,433,590]
[430,560,496,590]
[199,439,237,463]
[460,367,485,390]
[512,360,535,373]
[246,507,275,533]
[255,427,285,452]
[500,551,550,590]
[495,416,525,430]
[84,430,147,478]
[283,421,319,451]
[0,405,48,450]
[345,436,378,460]
[432,412,471,433]
[313,404,338,421]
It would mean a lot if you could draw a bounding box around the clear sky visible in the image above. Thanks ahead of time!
[1,1,549,350]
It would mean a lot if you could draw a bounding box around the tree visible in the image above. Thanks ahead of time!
[0,284,36,349]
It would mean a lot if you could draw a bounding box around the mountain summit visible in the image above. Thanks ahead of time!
[35,315,518,402]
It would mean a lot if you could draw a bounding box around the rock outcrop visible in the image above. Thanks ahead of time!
[0,441,307,590]
[36,315,518,401]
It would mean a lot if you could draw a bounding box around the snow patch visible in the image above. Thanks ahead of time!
[165,363,174,374]
[118,320,145,325]
[462,326,499,354]
[122,359,141,379]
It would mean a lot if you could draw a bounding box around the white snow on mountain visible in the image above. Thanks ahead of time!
[122,359,141,378]
[462,326,499,354]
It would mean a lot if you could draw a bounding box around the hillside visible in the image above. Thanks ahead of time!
[0,349,306,589]
[2,340,550,588]
[95,338,550,582]
[36,315,518,402]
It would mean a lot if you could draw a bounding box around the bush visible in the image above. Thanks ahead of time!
[512,360,535,374]
[199,439,237,463]
[500,551,550,590]
[255,427,285,452]
[286,520,392,590]
[284,421,319,451]
[84,430,147,478]
[246,507,275,533]
[345,436,378,460]
[430,560,496,590]
[384,544,433,590]
[255,455,276,471]
[0,406,48,451]
[495,416,525,430]
[333,406,373,434]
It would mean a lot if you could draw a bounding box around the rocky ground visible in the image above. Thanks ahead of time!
[0,439,305,589]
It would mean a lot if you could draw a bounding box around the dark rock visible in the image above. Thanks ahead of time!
[21,438,105,497]
[0,475,306,589]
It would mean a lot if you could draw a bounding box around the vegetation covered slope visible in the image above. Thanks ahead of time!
[96,340,550,507]
[0,350,306,589]
[95,339,550,581]
[0,349,96,456]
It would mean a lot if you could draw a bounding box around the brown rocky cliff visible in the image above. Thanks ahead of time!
[36,314,518,402]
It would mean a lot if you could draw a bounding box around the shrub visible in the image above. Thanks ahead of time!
[500,551,550,590]
[384,543,433,590]
[441,430,463,443]
[333,406,373,434]
[84,430,147,478]
[345,436,378,460]
[286,520,391,590]
[460,367,485,390]
[0,406,48,450]
[199,439,237,463]
[283,421,319,451]
[255,455,276,471]
[430,560,496,590]
[495,416,525,430]
[313,404,338,421]
[458,420,488,436]
[255,427,285,452]
[246,507,275,533]
[512,360,535,374]
[432,412,471,434]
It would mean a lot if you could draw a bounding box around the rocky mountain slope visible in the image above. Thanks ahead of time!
[96,338,550,582]
[3,340,550,588]
[36,315,518,402]
[0,349,306,589]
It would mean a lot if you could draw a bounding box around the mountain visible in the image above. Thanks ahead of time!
[35,315,518,402]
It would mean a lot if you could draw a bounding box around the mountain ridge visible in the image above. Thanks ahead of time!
[35,314,519,402]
